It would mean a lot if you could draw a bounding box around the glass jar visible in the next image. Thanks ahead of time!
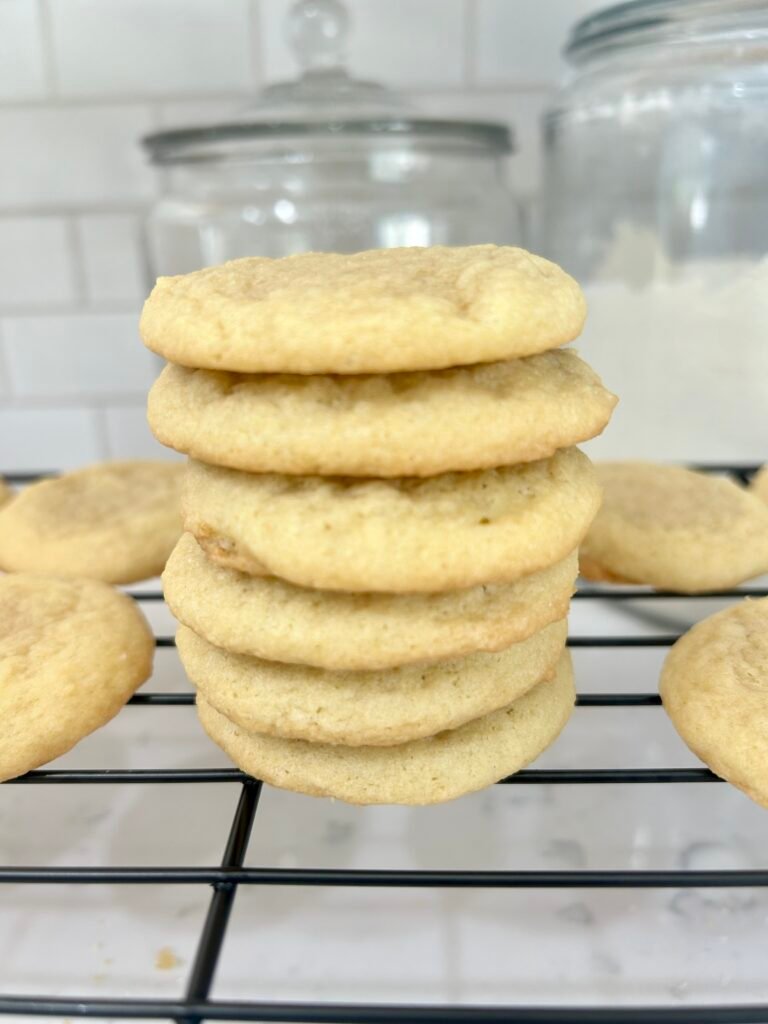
[542,0,768,461]
[143,0,519,275]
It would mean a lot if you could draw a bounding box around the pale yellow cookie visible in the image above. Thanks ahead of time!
[0,479,13,508]
[751,464,768,506]
[0,574,154,782]
[148,350,616,477]
[197,651,575,805]
[183,448,600,593]
[580,462,768,592]
[660,597,768,808]
[140,246,586,375]
[0,460,184,584]
[179,617,567,747]
[164,534,577,670]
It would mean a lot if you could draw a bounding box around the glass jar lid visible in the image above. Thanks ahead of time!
[566,0,768,64]
[143,0,512,165]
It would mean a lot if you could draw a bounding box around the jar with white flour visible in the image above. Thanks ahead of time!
[542,0,768,462]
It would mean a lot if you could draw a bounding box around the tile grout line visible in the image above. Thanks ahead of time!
[64,215,89,307]
[0,205,153,222]
[0,302,142,317]
[0,319,15,398]
[0,394,156,411]
[463,0,479,88]
[145,100,165,133]
[0,86,557,114]
[90,406,112,460]
[36,0,59,99]
[249,0,265,94]
[0,91,252,111]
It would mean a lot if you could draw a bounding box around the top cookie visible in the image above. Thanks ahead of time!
[140,246,586,374]
[0,460,184,584]
[148,349,616,477]
[580,462,768,592]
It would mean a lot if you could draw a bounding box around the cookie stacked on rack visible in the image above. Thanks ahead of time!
[141,245,616,805]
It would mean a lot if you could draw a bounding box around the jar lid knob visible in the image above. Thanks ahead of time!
[287,0,349,73]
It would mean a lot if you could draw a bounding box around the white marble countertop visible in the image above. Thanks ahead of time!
[2,581,768,1018]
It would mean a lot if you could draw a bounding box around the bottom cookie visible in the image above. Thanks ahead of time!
[196,651,575,805]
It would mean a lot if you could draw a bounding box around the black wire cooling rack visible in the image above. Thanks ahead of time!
[1,465,767,1023]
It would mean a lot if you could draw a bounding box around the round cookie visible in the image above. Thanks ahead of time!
[140,246,586,375]
[148,350,616,477]
[184,448,600,593]
[660,597,768,808]
[750,464,768,506]
[164,533,577,670]
[197,651,576,805]
[0,478,13,508]
[178,617,567,746]
[0,574,154,782]
[0,460,184,584]
[580,462,768,592]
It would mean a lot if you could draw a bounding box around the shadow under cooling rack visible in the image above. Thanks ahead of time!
[1,464,767,1024]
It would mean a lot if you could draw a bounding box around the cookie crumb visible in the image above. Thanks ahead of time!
[155,946,182,970]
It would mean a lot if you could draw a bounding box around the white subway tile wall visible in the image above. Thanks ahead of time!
[0,217,78,307]
[77,215,148,305]
[0,106,156,209]
[102,404,182,461]
[0,1,48,101]
[49,0,256,98]
[475,0,604,85]
[3,313,158,399]
[0,327,10,399]
[260,0,467,89]
[0,407,104,471]
[0,0,604,469]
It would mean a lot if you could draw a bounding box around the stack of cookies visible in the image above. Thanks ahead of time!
[141,245,616,805]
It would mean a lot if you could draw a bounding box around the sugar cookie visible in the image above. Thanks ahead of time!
[0,574,153,782]
[580,462,768,592]
[179,617,567,746]
[163,533,577,670]
[197,652,576,805]
[184,448,600,593]
[0,460,184,583]
[661,597,768,807]
[148,351,615,477]
[141,246,585,374]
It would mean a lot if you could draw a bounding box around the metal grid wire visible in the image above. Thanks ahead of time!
[1,465,767,1023]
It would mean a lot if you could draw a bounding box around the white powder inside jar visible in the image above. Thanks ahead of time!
[576,225,768,461]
